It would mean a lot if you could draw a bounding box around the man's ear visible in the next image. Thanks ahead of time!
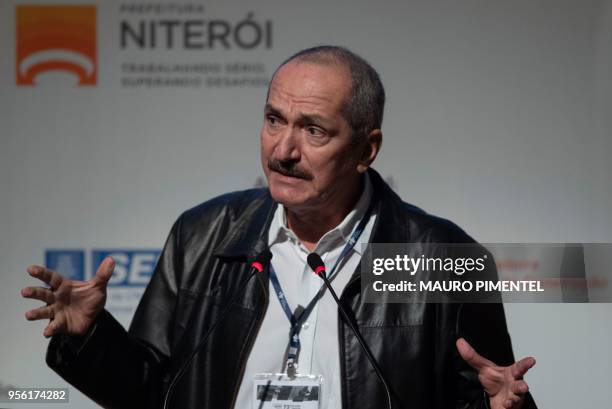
[357,129,382,173]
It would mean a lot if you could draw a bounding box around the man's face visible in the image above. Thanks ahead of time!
[261,61,365,213]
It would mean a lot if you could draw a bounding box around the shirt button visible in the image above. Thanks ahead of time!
[302,322,310,330]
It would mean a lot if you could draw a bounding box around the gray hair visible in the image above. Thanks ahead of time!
[271,45,385,141]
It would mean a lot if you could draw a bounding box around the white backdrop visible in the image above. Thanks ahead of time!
[1,0,611,408]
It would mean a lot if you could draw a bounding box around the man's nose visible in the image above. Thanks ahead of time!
[274,126,301,161]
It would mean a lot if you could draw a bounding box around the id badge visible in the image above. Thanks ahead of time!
[252,373,323,409]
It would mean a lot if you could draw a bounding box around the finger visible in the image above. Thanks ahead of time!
[511,356,536,379]
[456,337,495,371]
[480,365,503,383]
[92,257,115,285]
[504,392,523,408]
[511,380,529,395]
[21,287,55,304]
[43,315,66,338]
[27,265,63,289]
[25,305,53,321]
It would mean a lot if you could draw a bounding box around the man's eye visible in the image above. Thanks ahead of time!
[266,115,283,128]
[306,126,324,137]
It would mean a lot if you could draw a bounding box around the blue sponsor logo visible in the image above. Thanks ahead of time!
[45,250,85,281]
[44,249,161,287]
[92,250,161,287]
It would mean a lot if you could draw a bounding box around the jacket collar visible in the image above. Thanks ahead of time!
[213,190,277,261]
[368,168,420,244]
[213,168,419,261]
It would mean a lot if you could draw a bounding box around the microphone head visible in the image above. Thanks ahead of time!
[251,249,273,273]
[307,253,326,276]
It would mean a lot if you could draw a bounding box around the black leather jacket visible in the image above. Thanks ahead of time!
[47,169,536,409]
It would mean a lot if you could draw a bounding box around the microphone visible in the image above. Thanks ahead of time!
[307,252,393,409]
[163,249,272,409]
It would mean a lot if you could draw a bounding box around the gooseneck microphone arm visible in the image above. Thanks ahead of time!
[163,249,272,409]
[307,252,393,409]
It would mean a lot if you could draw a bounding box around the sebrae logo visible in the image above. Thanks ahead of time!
[16,5,97,86]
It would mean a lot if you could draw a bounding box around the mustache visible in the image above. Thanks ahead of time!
[267,159,313,180]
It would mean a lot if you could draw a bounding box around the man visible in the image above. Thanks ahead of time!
[22,46,536,409]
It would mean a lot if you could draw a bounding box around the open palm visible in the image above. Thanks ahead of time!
[22,257,115,338]
[457,338,535,409]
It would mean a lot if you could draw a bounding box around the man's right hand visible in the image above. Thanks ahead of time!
[21,257,116,338]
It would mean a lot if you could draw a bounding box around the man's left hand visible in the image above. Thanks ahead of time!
[456,338,535,409]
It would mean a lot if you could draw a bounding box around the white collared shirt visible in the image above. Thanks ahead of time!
[234,174,376,409]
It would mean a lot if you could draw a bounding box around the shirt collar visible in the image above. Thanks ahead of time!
[268,173,373,255]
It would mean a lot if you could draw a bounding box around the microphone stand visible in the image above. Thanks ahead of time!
[307,253,393,409]
[163,250,272,409]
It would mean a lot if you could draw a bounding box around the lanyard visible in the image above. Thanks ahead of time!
[268,199,374,374]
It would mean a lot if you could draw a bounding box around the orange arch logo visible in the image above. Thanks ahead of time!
[16,5,97,86]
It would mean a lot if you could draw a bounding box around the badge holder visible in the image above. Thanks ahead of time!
[253,373,323,409]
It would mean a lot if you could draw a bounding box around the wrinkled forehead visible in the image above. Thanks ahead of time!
[266,61,352,112]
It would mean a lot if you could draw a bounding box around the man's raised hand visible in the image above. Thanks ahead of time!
[457,338,535,409]
[21,257,116,338]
